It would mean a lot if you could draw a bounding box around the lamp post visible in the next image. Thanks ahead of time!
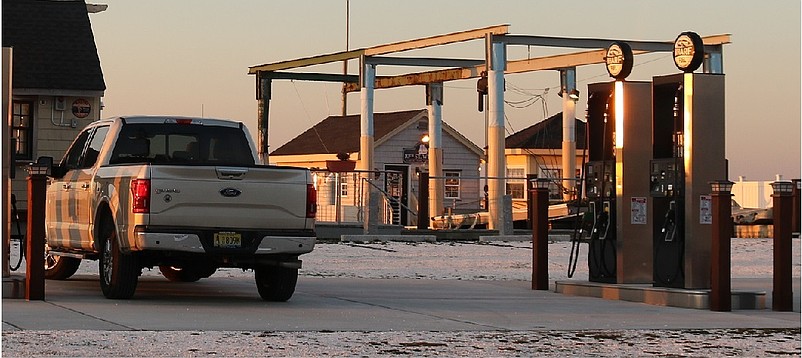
[531,178,550,290]
[771,180,794,311]
[709,180,733,311]
[25,162,48,300]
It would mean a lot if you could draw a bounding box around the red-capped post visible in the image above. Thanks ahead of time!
[771,180,794,311]
[25,162,49,300]
[531,178,550,290]
[709,180,733,311]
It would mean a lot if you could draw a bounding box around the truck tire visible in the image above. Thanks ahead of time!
[254,266,298,302]
[44,253,81,280]
[98,219,139,299]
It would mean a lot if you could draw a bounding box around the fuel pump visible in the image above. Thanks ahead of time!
[650,84,685,287]
[584,85,616,283]
[651,71,726,289]
[583,80,653,284]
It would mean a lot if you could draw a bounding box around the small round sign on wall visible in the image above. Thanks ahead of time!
[72,98,91,118]
[673,32,705,73]
[605,41,633,80]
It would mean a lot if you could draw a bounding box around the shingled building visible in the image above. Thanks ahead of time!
[3,0,106,205]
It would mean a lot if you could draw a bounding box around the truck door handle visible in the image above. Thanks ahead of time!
[216,167,248,180]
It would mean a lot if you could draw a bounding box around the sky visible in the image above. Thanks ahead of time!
[89,1,800,181]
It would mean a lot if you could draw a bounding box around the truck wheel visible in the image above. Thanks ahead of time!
[44,251,81,280]
[98,219,139,299]
[159,265,201,282]
[254,266,298,302]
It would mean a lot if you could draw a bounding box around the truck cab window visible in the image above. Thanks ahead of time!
[61,129,91,171]
[82,126,109,168]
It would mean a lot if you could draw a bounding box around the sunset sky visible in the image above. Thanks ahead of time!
[89,1,800,181]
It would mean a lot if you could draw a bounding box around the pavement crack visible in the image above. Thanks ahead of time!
[342,243,398,252]
[45,301,137,330]
[321,295,507,331]
[3,320,23,330]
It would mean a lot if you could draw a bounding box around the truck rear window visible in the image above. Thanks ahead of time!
[109,123,255,166]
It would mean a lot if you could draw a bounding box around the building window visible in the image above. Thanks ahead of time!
[444,171,460,199]
[12,101,33,160]
[506,167,526,199]
[340,181,348,197]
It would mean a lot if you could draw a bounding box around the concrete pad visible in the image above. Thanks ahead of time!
[3,275,26,299]
[478,234,572,242]
[2,275,798,333]
[555,280,766,310]
[340,235,436,243]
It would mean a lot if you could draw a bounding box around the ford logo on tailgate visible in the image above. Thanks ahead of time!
[220,188,241,197]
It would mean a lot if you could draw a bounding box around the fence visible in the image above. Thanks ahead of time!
[311,169,416,226]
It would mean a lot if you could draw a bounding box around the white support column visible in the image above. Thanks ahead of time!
[427,83,444,217]
[560,68,577,201]
[487,36,507,231]
[359,60,376,232]
[359,61,375,172]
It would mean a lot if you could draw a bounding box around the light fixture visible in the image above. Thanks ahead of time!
[771,180,794,195]
[709,180,734,194]
[27,163,49,176]
[557,88,580,101]
[531,177,551,190]
[568,88,580,100]
[421,134,430,143]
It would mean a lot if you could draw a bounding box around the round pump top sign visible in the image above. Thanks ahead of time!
[673,31,705,72]
[605,41,634,80]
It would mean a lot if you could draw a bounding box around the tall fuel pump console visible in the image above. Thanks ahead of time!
[584,80,653,284]
[651,71,726,289]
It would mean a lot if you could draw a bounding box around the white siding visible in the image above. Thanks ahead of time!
[375,121,481,219]
[11,95,102,208]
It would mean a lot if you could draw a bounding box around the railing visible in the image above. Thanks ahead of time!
[311,169,415,226]
[311,169,582,228]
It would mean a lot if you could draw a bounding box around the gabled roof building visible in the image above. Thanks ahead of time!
[271,109,484,225]
[3,0,106,206]
[504,113,586,201]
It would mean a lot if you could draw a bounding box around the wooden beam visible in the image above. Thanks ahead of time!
[248,25,510,75]
[364,56,485,68]
[261,71,359,83]
[342,34,732,92]
[248,49,364,74]
[364,24,509,55]
[501,33,731,52]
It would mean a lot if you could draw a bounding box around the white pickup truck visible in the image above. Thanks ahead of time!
[42,116,316,301]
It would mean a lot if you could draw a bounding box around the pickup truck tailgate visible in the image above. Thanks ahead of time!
[147,166,310,230]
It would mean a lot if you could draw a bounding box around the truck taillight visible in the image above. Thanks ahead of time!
[306,184,316,218]
[131,179,151,213]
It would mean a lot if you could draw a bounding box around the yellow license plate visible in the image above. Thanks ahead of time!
[213,232,241,248]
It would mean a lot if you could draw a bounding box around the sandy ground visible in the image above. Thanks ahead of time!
[3,238,801,357]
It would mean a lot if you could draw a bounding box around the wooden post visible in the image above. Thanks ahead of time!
[531,179,549,290]
[418,172,429,230]
[709,182,733,312]
[771,181,794,311]
[25,171,47,300]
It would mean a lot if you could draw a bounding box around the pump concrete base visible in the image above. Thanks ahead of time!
[2,275,26,299]
[555,280,765,310]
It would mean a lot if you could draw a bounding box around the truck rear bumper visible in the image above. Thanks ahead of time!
[133,230,316,255]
